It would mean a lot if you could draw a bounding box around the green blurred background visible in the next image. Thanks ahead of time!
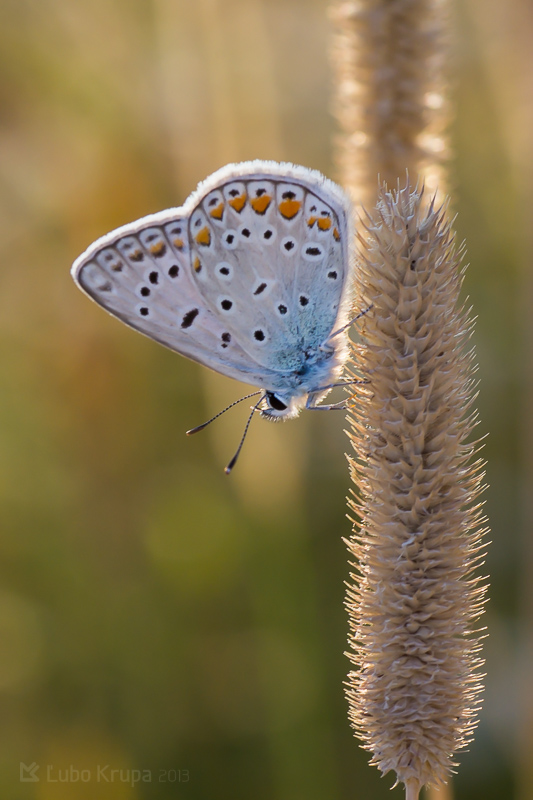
[0,0,530,798]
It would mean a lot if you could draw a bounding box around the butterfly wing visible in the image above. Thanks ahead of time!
[72,161,352,391]
[185,161,352,375]
[72,210,284,387]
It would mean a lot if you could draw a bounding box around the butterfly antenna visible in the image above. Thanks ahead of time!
[186,391,262,435]
[224,396,264,475]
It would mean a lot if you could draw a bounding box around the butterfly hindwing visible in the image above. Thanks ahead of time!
[185,164,350,373]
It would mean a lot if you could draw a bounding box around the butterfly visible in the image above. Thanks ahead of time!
[71,160,365,471]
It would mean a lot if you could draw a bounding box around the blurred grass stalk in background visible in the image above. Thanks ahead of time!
[330,0,448,209]
[330,1,488,797]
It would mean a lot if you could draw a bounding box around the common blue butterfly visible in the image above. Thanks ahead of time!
[71,161,361,470]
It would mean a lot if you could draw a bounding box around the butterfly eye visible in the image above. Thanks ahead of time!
[266,392,287,411]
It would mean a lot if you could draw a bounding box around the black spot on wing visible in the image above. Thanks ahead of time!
[181,309,199,329]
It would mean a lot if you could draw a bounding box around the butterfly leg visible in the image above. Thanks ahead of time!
[312,378,369,393]
[323,304,373,344]
[306,394,348,411]
[306,376,370,411]
[307,401,348,411]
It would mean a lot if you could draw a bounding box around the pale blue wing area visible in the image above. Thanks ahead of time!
[186,171,351,373]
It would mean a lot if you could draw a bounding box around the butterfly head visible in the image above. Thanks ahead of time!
[260,391,304,420]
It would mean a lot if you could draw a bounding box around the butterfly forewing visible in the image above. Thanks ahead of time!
[73,217,276,386]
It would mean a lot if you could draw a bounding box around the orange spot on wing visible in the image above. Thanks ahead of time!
[228,193,247,212]
[193,255,202,273]
[209,202,224,220]
[149,241,166,256]
[317,217,332,231]
[333,227,340,241]
[279,199,301,219]
[173,238,184,250]
[307,215,317,228]
[195,226,211,246]
[251,194,272,214]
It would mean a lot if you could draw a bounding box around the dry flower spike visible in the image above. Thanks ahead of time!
[345,182,488,798]
[330,0,449,209]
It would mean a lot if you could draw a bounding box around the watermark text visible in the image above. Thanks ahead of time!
[20,762,189,786]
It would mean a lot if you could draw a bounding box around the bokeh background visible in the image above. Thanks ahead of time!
[0,0,531,798]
